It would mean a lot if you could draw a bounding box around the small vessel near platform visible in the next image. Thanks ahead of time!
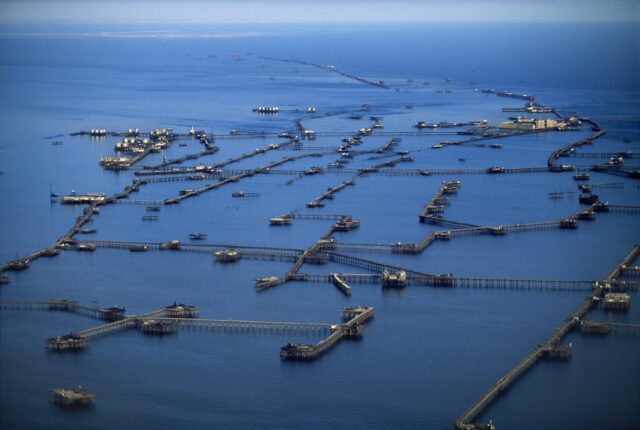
[129,245,149,252]
[214,249,240,262]
[254,106,279,113]
[159,240,180,250]
[76,243,97,252]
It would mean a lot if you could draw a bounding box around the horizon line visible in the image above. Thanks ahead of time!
[1,18,638,25]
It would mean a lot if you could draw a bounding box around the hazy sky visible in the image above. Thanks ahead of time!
[0,0,638,24]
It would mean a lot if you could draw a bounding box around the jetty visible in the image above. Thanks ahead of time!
[419,180,460,220]
[1,300,374,360]
[260,56,389,89]
[454,244,640,429]
[49,386,95,408]
[142,147,219,169]
[280,306,375,360]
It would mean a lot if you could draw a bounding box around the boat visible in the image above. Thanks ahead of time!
[214,249,239,262]
[0,275,10,284]
[76,243,96,252]
[61,191,107,205]
[304,166,323,175]
[189,233,207,240]
[256,106,279,113]
[129,245,148,252]
[160,240,180,250]
[78,228,97,234]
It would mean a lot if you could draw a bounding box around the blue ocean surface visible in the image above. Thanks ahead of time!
[0,22,639,429]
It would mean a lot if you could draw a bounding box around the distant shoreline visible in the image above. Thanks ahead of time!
[0,31,260,39]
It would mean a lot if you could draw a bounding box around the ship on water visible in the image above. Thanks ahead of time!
[61,191,106,204]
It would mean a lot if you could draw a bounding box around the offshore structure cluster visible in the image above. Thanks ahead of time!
[2,59,639,427]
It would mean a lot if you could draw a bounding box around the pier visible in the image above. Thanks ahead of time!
[2,301,373,360]
[280,306,375,360]
[49,386,95,408]
[142,147,219,169]
[73,239,303,257]
[161,151,335,204]
[562,151,638,159]
[335,203,610,257]
[135,140,297,176]
[454,244,640,429]
[436,128,541,148]
[261,56,389,89]
[0,299,126,320]
[548,120,606,167]
[419,180,460,221]
[305,156,413,208]
[266,273,634,292]
[580,320,640,335]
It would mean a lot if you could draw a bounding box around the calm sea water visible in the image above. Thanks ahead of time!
[0,22,639,429]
